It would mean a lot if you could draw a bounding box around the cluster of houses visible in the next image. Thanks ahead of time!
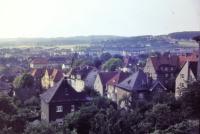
[3,36,197,125]
[37,37,200,125]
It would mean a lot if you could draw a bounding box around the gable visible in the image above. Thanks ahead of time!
[40,77,87,103]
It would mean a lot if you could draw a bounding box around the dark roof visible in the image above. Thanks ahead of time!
[189,61,198,78]
[70,66,95,80]
[98,72,118,86]
[40,77,88,103]
[116,69,149,92]
[149,81,167,92]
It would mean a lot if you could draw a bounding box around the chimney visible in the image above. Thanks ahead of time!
[193,36,200,80]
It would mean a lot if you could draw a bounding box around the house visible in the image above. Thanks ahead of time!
[175,61,197,98]
[144,54,179,90]
[48,57,67,67]
[175,36,200,99]
[178,51,198,68]
[68,66,95,92]
[120,56,138,72]
[106,71,130,102]
[30,58,48,69]
[84,69,98,89]
[41,68,63,89]
[94,71,118,96]
[49,69,63,88]
[115,70,167,106]
[31,68,46,89]
[41,69,54,89]
[40,77,90,124]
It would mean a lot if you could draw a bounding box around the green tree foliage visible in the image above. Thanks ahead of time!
[102,58,123,71]
[13,73,34,89]
[0,94,17,115]
[93,57,102,68]
[179,81,200,132]
[113,54,123,60]
[0,94,26,134]
[24,121,57,134]
[100,53,112,63]
[62,92,198,134]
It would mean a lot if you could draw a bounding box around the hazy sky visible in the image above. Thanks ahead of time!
[0,0,200,38]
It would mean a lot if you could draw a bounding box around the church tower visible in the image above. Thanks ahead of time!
[193,36,200,80]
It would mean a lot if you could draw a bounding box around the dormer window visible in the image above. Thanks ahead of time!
[56,106,63,112]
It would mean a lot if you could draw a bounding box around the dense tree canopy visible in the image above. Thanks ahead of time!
[100,53,112,63]
[102,58,123,71]
[13,73,34,89]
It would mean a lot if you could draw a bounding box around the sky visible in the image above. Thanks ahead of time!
[0,0,200,38]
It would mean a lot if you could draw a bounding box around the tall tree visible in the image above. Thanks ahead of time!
[102,58,123,71]
[100,53,112,63]
[179,81,200,132]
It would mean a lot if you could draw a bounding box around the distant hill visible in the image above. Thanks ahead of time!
[168,31,200,40]
[0,36,124,46]
[0,31,199,47]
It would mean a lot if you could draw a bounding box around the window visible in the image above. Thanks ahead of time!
[181,74,184,78]
[171,67,173,71]
[165,73,168,77]
[165,67,168,71]
[56,106,63,112]
[71,105,75,112]
[180,83,184,87]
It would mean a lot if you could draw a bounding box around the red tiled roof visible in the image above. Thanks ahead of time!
[150,55,179,71]
[107,71,130,86]
[51,69,63,82]
[31,68,45,78]
[31,58,48,64]
[46,68,54,76]
[178,52,198,67]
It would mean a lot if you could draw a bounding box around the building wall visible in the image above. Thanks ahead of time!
[85,70,98,89]
[116,87,131,105]
[106,85,117,102]
[175,62,189,98]
[94,75,104,96]
[41,72,50,89]
[75,79,85,92]
[48,101,83,122]
[144,59,157,80]
[41,100,49,122]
